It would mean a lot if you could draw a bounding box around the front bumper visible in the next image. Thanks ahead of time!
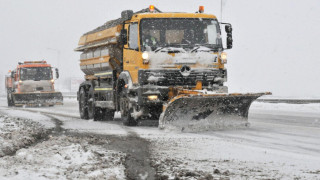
[136,85,169,106]
[12,92,63,106]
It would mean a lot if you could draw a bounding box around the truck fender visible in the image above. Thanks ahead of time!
[118,71,133,89]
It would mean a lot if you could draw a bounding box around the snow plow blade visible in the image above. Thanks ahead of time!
[12,92,63,106]
[159,92,271,132]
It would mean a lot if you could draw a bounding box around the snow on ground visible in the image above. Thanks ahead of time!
[0,98,127,179]
[0,107,55,129]
[52,115,128,136]
[1,96,320,179]
[142,131,320,179]
[251,101,320,114]
[0,115,50,157]
[133,102,320,179]
[0,135,126,180]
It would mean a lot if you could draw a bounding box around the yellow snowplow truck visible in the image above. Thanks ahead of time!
[75,6,270,131]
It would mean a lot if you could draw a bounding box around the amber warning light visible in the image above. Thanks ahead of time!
[199,6,204,13]
[149,5,155,12]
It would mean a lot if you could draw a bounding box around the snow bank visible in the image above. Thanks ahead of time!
[0,115,50,157]
[0,135,126,179]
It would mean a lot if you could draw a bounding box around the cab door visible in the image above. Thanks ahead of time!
[123,22,142,84]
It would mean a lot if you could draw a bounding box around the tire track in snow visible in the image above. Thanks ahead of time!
[4,107,157,179]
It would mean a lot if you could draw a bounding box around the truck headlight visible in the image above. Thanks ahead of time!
[147,95,158,101]
[142,52,149,64]
[220,52,227,64]
[142,52,149,60]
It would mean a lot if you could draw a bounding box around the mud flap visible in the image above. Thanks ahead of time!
[159,93,269,132]
[12,92,63,106]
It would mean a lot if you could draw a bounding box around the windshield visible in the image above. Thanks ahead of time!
[140,18,222,51]
[20,67,52,81]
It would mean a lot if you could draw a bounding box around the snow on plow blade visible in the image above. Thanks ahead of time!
[159,92,270,132]
[12,92,63,106]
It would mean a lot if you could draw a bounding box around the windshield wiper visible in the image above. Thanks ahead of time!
[155,47,166,53]
[154,45,187,53]
[190,44,221,52]
[191,46,201,53]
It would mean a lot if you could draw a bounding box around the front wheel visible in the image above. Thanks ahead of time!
[120,91,137,126]
[7,93,14,107]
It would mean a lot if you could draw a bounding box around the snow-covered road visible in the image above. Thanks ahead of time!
[0,97,319,179]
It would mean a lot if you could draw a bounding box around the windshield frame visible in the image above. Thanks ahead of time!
[139,18,223,52]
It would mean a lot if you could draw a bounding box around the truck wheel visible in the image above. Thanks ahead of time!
[79,87,89,119]
[7,93,14,107]
[94,108,115,121]
[87,87,95,119]
[93,107,103,121]
[104,109,115,121]
[120,91,137,126]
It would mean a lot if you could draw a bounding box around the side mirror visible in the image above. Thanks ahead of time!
[225,24,233,49]
[55,68,59,79]
[120,29,128,45]
[225,24,232,33]
[11,71,15,78]
[226,34,233,49]
[121,10,133,21]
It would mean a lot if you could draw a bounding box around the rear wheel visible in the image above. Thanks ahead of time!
[94,107,115,121]
[79,87,89,119]
[104,109,115,121]
[93,107,104,121]
[120,91,137,126]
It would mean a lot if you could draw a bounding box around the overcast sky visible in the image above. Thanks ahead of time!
[0,0,319,97]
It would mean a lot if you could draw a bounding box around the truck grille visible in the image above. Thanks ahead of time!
[138,69,226,86]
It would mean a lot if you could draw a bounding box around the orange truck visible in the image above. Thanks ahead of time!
[5,61,63,106]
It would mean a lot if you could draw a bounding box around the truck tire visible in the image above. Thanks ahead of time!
[104,109,115,121]
[93,107,103,121]
[94,107,115,121]
[79,87,89,119]
[7,93,14,107]
[120,91,137,126]
[87,87,95,119]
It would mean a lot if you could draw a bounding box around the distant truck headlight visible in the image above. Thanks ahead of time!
[220,52,227,64]
[147,95,158,101]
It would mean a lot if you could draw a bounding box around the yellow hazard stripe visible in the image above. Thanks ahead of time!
[94,72,112,76]
[94,88,112,91]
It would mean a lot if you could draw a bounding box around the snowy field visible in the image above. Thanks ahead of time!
[0,97,319,179]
